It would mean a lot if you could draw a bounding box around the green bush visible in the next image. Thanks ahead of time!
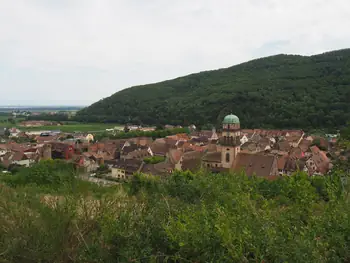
[1,166,350,262]
[143,156,165,164]
[3,159,76,187]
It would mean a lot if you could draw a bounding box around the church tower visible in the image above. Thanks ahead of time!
[220,114,241,169]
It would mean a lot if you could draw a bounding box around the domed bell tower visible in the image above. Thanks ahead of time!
[220,114,241,169]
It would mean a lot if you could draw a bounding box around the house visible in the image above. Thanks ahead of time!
[299,139,312,152]
[232,152,278,178]
[241,142,263,153]
[124,148,152,160]
[190,136,208,146]
[73,154,99,172]
[285,134,304,148]
[129,136,153,147]
[190,130,214,140]
[168,149,184,166]
[202,152,222,169]
[166,133,190,142]
[175,151,203,172]
[48,142,75,160]
[210,128,219,141]
[306,146,331,175]
[86,134,94,142]
[36,135,57,144]
[0,151,35,168]
[110,159,143,179]
[284,156,307,175]
[277,154,289,175]
[0,144,10,156]
[188,124,196,131]
[164,138,179,148]
[119,141,151,159]
[140,162,174,176]
[276,141,291,152]
[150,139,173,157]
[240,129,255,139]
[240,134,249,145]
[9,128,21,138]
[140,127,156,132]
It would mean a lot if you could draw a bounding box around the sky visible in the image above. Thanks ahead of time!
[1,0,350,106]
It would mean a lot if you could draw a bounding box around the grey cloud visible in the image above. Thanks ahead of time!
[1,0,350,105]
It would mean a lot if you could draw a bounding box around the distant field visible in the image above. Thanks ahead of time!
[0,117,26,128]
[19,123,123,133]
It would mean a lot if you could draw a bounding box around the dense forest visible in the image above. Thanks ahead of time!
[76,49,350,130]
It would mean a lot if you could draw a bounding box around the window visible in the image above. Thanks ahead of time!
[226,153,230,163]
[207,163,210,167]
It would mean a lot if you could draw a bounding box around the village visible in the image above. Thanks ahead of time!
[0,113,344,183]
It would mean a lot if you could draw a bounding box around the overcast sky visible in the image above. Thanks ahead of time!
[1,0,350,106]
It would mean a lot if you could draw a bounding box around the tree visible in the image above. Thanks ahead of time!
[340,123,350,140]
[4,128,10,137]
[124,125,130,133]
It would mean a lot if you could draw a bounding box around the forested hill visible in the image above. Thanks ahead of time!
[76,49,350,130]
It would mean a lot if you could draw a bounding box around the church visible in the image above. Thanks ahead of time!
[202,113,279,178]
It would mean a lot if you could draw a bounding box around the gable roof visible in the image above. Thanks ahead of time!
[285,157,306,172]
[112,159,143,174]
[202,151,221,163]
[181,151,203,172]
[299,139,312,152]
[276,141,291,152]
[310,146,330,174]
[150,141,171,156]
[277,154,288,170]
[12,151,27,161]
[168,149,184,165]
[233,152,276,177]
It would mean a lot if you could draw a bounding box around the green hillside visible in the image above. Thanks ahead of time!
[76,49,350,130]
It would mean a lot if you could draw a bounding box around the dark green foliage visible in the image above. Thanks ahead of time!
[76,49,350,130]
[340,123,350,140]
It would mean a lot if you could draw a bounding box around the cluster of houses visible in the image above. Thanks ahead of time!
[0,113,339,181]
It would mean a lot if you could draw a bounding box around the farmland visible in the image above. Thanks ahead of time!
[19,123,123,133]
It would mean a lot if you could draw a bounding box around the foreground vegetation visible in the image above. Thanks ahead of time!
[76,49,350,130]
[1,158,350,262]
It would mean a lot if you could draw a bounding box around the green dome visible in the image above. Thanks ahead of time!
[222,114,240,124]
